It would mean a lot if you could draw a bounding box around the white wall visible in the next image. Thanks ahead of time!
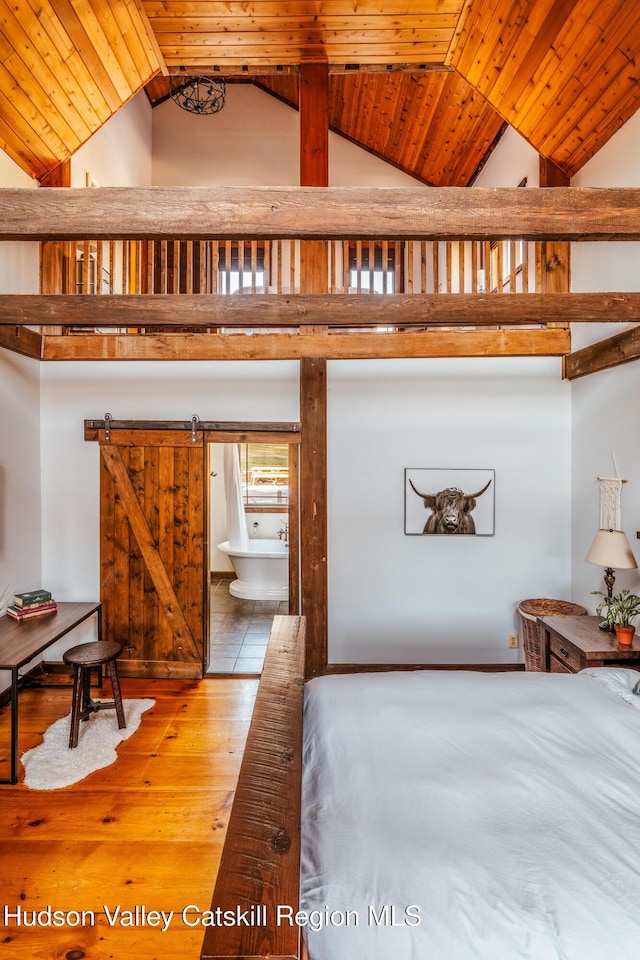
[0,349,41,688]
[71,92,152,188]
[0,150,41,689]
[571,364,640,610]
[0,149,39,293]
[472,113,640,618]
[571,108,640,350]
[1,99,581,668]
[473,127,540,188]
[570,108,640,611]
[329,130,424,186]
[328,357,571,663]
[153,85,298,186]
[153,83,422,187]
[0,351,41,596]
[39,361,299,659]
[0,93,154,681]
[38,356,571,666]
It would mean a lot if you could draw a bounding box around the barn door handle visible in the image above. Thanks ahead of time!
[559,647,570,658]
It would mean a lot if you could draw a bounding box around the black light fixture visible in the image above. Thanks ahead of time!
[169,75,226,115]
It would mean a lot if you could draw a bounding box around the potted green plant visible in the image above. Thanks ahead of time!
[593,589,640,644]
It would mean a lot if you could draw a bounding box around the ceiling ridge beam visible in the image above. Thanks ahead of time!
[163,64,453,76]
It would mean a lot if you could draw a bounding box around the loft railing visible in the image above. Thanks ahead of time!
[44,238,541,299]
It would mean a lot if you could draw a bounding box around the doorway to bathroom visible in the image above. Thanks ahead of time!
[87,417,302,680]
[207,436,299,676]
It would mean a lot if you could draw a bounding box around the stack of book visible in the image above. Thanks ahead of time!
[6,589,57,622]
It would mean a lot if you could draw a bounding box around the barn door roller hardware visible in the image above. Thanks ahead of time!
[104,413,112,442]
[191,414,200,443]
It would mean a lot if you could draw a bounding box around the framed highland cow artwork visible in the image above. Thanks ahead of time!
[404,468,495,536]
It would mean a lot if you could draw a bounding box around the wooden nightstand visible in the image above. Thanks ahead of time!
[538,615,640,673]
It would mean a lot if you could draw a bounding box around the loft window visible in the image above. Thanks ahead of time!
[218,242,267,294]
[239,443,289,508]
[348,242,398,293]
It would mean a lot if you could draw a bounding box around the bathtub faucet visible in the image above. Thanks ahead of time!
[277,522,289,544]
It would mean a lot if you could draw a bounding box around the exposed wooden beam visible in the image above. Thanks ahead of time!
[38,160,71,188]
[288,445,300,617]
[40,328,570,361]
[329,63,453,74]
[564,324,640,380]
[4,187,640,241]
[539,157,571,189]
[300,63,329,188]
[200,615,306,960]
[1,292,637,329]
[299,63,329,306]
[165,64,300,76]
[0,325,42,359]
[39,160,71,338]
[163,64,453,76]
[539,155,571,300]
[300,358,327,680]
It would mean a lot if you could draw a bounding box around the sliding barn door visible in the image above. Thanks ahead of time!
[99,432,205,679]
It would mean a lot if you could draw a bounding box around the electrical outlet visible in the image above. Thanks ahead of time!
[508,633,519,649]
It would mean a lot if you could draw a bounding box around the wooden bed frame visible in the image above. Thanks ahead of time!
[201,614,307,960]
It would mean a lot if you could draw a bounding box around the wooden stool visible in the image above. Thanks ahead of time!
[62,640,126,749]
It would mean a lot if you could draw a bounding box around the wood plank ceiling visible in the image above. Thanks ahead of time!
[1,1,640,185]
[449,0,640,178]
[255,72,505,187]
[0,0,164,180]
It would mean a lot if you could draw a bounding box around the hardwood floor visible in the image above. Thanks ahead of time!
[0,675,257,959]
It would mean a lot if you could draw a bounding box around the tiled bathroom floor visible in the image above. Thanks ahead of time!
[207,576,289,674]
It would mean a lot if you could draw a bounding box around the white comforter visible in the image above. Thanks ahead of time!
[300,668,640,960]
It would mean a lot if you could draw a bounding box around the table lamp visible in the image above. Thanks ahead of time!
[586,528,638,628]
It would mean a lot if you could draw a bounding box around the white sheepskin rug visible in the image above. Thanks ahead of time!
[21,698,155,790]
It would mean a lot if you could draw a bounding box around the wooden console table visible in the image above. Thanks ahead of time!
[538,614,640,673]
[0,601,102,785]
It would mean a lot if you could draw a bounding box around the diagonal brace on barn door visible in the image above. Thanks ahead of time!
[100,445,200,661]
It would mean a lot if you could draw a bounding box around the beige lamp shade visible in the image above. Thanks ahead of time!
[585,529,638,569]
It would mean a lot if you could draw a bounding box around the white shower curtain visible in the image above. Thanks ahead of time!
[223,444,249,549]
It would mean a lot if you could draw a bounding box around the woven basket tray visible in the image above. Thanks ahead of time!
[518,598,588,671]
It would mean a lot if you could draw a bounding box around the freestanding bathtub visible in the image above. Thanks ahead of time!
[218,539,289,601]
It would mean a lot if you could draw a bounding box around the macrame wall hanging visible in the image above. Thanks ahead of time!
[597,477,623,530]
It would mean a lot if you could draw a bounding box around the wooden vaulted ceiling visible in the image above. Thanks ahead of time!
[0,0,164,180]
[1,1,640,185]
[253,72,506,187]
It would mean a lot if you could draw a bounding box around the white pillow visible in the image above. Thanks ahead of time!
[579,666,640,708]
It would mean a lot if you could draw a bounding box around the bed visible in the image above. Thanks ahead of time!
[201,617,640,960]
